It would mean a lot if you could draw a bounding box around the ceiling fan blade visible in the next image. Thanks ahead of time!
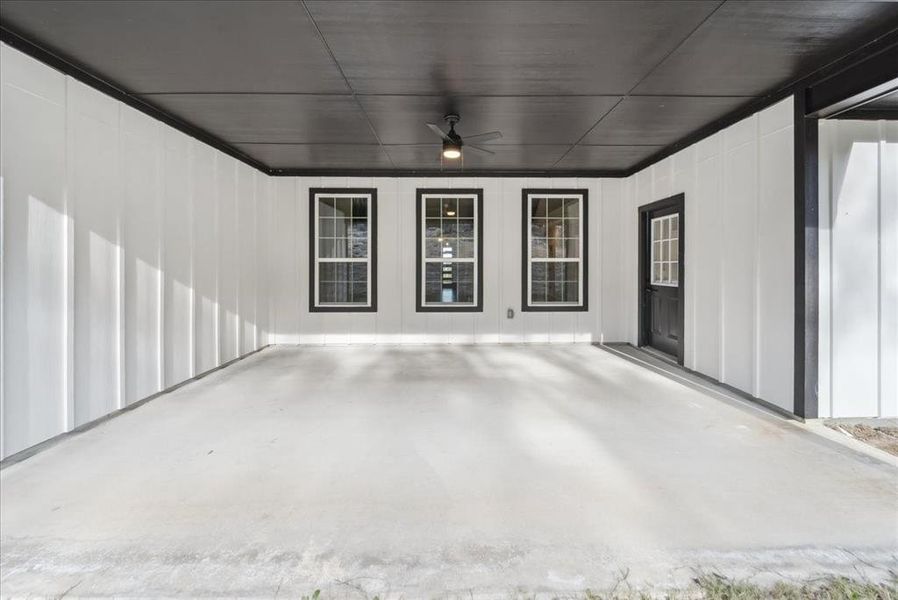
[463,131,502,144]
[426,123,451,142]
[465,144,495,156]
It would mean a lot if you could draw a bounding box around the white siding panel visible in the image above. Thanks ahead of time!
[238,164,257,354]
[819,119,895,418]
[192,142,218,374]
[881,121,898,417]
[0,45,68,457]
[757,125,794,411]
[163,131,193,387]
[121,107,163,404]
[217,155,240,361]
[720,124,758,394]
[68,80,122,425]
[0,43,269,459]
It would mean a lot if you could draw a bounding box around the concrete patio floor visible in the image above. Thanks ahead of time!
[1,345,896,597]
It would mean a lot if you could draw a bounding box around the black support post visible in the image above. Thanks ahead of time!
[793,91,819,420]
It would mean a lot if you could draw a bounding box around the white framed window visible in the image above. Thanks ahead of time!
[309,189,377,312]
[416,189,483,312]
[650,214,679,287]
[523,189,588,311]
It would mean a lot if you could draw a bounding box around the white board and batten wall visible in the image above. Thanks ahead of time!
[15,39,894,459]
[600,98,797,414]
[0,44,273,459]
[818,119,898,418]
[268,177,602,346]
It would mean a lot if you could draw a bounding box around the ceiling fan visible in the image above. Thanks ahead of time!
[426,114,502,160]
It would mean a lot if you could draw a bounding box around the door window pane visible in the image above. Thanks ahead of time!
[650,213,679,287]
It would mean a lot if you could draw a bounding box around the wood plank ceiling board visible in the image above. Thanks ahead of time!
[2,0,896,173]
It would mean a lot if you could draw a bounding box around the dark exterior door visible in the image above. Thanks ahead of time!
[639,194,684,364]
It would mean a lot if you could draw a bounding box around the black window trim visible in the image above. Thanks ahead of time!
[415,188,485,313]
[520,188,589,313]
[308,187,378,313]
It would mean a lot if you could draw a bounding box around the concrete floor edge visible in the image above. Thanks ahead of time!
[0,344,273,470]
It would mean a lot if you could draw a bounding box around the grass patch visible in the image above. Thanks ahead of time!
[579,573,898,600]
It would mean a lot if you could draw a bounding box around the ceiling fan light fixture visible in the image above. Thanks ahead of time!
[442,139,462,159]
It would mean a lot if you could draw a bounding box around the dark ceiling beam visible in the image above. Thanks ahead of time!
[0,24,271,175]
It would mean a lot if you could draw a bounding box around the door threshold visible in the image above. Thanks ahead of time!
[638,344,679,366]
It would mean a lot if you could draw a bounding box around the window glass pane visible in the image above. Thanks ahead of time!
[456,263,475,303]
[670,215,679,237]
[670,239,678,260]
[330,238,349,258]
[565,262,579,280]
[564,282,579,303]
[547,197,564,218]
[661,240,669,261]
[439,239,458,258]
[652,218,660,241]
[425,239,443,258]
[318,218,335,237]
[458,219,475,238]
[531,281,547,304]
[563,198,579,218]
[531,197,547,218]
[425,218,441,238]
[334,217,350,237]
[350,238,367,258]
[456,197,475,219]
[662,217,669,239]
[531,238,548,258]
[331,197,349,218]
[546,218,564,240]
[546,262,565,283]
[441,198,457,218]
[546,238,564,258]
[563,239,580,258]
[653,263,661,283]
[531,219,547,238]
[350,263,367,281]
[530,262,546,283]
[319,262,336,281]
[319,281,337,304]
[351,283,368,303]
[352,197,367,218]
[564,219,579,237]
[318,238,333,258]
[426,197,441,217]
[653,241,661,263]
[441,220,458,237]
[670,263,679,285]
[424,262,442,282]
[458,238,475,259]
[350,218,367,238]
[661,263,669,282]
[546,280,564,303]
[318,198,336,217]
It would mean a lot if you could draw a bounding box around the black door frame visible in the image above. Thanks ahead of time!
[638,193,686,365]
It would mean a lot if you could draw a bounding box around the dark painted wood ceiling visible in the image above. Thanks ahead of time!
[2,0,897,174]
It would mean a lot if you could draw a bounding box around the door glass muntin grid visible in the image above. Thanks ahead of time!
[650,213,679,287]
